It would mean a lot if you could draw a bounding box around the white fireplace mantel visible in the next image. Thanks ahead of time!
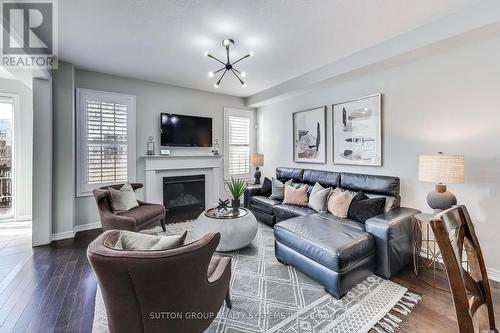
[142,154,224,209]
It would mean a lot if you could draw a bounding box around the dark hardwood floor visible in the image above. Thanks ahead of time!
[0,223,498,333]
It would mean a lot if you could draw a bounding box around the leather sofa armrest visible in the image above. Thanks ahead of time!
[365,207,421,278]
[244,185,262,208]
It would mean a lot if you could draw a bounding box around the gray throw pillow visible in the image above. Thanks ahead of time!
[308,182,331,212]
[108,182,139,213]
[117,230,187,251]
[269,178,292,200]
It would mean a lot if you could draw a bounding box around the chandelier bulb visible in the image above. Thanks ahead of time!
[223,39,230,46]
[208,71,214,78]
[242,82,246,87]
[240,72,246,78]
[204,51,209,56]
[214,83,219,88]
[249,51,254,57]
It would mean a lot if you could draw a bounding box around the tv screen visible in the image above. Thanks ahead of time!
[160,113,212,147]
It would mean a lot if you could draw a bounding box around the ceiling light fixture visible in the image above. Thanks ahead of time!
[205,38,252,88]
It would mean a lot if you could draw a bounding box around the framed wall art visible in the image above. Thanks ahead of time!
[293,106,327,164]
[332,94,382,166]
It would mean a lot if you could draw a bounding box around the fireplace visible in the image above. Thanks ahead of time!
[163,175,205,223]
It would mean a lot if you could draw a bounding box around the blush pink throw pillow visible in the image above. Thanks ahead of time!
[283,185,308,207]
[327,188,353,218]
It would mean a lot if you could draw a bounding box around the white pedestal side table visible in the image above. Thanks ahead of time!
[193,208,258,252]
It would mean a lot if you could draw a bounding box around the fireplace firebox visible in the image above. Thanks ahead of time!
[163,175,205,223]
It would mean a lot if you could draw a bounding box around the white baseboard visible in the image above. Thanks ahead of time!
[51,222,101,241]
[51,230,74,241]
[487,267,500,283]
[16,215,32,221]
[73,222,101,233]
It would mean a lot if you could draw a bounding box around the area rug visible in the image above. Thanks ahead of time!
[93,221,420,333]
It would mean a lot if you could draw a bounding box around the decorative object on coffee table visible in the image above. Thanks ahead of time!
[332,93,382,166]
[216,199,230,212]
[225,177,247,212]
[293,106,326,164]
[193,207,258,251]
[251,153,264,184]
[418,152,464,213]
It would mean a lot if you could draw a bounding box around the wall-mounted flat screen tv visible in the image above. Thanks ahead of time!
[160,113,213,147]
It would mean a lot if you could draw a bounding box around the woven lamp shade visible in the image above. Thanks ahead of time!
[251,153,264,167]
[418,154,464,184]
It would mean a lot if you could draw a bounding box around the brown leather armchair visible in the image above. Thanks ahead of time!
[93,183,166,232]
[87,230,232,333]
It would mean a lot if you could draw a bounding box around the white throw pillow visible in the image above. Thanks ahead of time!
[116,230,187,251]
[108,182,139,213]
[308,182,331,212]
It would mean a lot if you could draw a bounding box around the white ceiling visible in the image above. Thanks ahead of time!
[59,0,480,97]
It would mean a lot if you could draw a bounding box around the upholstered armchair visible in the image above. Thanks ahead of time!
[87,230,232,333]
[93,183,166,232]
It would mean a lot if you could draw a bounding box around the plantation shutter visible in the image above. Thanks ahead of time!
[76,89,136,196]
[86,100,128,184]
[227,115,251,177]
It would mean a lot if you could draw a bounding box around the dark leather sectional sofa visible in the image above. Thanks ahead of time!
[244,167,420,299]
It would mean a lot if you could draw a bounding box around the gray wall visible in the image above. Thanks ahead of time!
[257,35,500,274]
[52,62,75,234]
[32,78,52,246]
[72,69,248,227]
[0,78,32,219]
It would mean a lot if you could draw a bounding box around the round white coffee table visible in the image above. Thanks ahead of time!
[193,208,258,252]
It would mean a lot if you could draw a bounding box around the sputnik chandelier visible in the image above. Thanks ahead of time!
[205,38,253,88]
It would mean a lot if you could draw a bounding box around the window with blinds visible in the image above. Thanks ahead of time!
[76,89,136,196]
[86,100,128,184]
[224,108,255,179]
[227,115,250,176]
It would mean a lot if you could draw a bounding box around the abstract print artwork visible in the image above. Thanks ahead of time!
[293,106,326,164]
[332,94,382,166]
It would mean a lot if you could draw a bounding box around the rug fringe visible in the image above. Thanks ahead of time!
[371,291,421,333]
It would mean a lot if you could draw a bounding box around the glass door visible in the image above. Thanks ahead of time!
[0,99,13,220]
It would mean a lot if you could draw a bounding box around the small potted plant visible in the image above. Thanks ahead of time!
[225,178,248,212]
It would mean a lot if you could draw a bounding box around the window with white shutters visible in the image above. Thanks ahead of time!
[224,108,255,179]
[76,89,136,196]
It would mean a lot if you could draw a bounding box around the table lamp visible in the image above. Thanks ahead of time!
[251,153,264,184]
[418,152,464,213]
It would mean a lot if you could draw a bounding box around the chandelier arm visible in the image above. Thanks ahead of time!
[217,69,228,85]
[226,45,230,63]
[232,68,242,75]
[232,54,250,66]
[207,54,226,65]
[213,67,225,75]
[231,69,245,85]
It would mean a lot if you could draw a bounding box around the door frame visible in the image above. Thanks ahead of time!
[0,93,20,221]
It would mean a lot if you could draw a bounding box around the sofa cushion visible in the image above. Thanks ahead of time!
[117,204,164,225]
[308,182,331,212]
[108,182,139,213]
[327,188,353,218]
[303,169,341,187]
[283,185,308,206]
[270,178,292,200]
[276,167,304,183]
[274,214,375,272]
[250,195,281,215]
[273,204,316,221]
[348,191,386,223]
[340,172,400,197]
